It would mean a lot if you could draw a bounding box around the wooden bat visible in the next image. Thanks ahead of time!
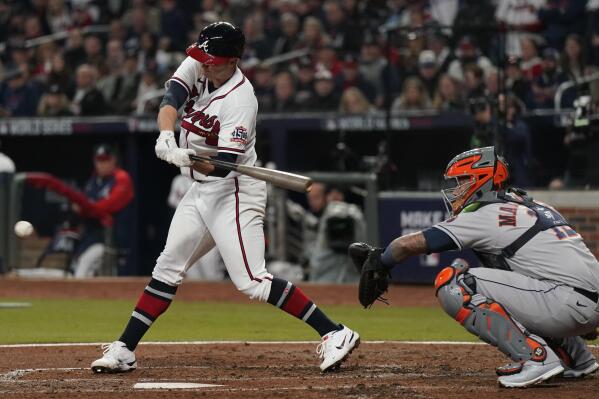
[189,155,313,193]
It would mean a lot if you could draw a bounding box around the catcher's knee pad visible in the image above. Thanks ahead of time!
[435,259,545,362]
[236,276,272,302]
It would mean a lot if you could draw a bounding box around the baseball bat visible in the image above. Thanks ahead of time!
[189,155,313,193]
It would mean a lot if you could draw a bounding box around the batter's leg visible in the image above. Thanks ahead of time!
[206,177,360,371]
[435,259,564,387]
[91,185,214,373]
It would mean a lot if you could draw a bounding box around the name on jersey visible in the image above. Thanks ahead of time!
[498,205,517,227]
[231,126,248,144]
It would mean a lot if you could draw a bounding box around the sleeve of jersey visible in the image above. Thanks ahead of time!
[166,56,197,99]
[216,104,256,155]
[433,210,494,251]
[93,170,135,214]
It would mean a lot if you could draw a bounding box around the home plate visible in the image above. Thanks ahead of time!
[134,382,224,389]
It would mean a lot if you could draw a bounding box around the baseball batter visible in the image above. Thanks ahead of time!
[351,146,599,388]
[91,22,359,373]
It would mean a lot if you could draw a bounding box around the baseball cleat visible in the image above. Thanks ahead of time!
[497,346,564,388]
[91,341,137,373]
[316,325,360,372]
[563,359,599,378]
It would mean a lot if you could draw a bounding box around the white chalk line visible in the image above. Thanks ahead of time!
[0,340,485,348]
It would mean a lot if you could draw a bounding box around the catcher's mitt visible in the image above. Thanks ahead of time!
[348,242,390,308]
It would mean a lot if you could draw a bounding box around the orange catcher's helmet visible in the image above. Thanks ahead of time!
[441,146,509,216]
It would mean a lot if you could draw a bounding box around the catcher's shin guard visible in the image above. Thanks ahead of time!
[434,259,546,363]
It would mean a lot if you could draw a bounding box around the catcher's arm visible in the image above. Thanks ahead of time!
[348,232,428,308]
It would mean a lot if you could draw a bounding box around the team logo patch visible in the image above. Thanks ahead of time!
[231,126,248,144]
[534,347,545,357]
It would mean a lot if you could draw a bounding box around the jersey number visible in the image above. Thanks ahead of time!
[551,226,579,240]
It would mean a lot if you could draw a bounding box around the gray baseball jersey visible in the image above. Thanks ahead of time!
[434,201,599,293]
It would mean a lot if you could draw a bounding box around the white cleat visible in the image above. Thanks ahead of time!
[497,346,564,388]
[91,341,137,374]
[316,325,360,372]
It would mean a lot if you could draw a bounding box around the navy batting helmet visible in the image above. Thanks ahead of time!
[186,22,245,65]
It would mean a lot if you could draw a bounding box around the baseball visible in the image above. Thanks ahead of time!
[14,220,34,238]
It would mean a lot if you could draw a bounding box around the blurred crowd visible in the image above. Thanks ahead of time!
[1,0,599,118]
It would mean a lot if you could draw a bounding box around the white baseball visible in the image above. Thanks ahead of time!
[14,221,34,238]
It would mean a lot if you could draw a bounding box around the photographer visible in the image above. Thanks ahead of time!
[555,94,599,188]
[469,96,496,148]
[308,185,366,283]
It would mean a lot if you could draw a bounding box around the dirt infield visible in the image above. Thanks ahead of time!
[0,278,597,398]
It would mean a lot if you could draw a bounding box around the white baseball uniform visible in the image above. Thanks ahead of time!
[434,197,599,337]
[154,57,272,297]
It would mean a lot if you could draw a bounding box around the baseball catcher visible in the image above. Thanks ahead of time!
[350,146,599,388]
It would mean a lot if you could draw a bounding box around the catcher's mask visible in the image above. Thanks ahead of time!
[441,146,509,216]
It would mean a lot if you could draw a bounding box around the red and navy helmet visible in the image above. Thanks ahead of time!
[186,22,245,65]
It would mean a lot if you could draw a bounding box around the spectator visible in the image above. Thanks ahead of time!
[113,51,142,114]
[37,84,73,116]
[498,95,532,187]
[64,29,87,68]
[315,45,344,78]
[399,31,426,78]
[453,0,496,53]
[538,0,587,51]
[272,71,301,112]
[429,0,460,29]
[358,38,400,108]
[273,12,301,56]
[46,0,72,34]
[97,39,126,107]
[243,13,273,62]
[252,64,275,111]
[532,48,566,108]
[391,76,431,112]
[297,16,330,50]
[520,37,543,80]
[495,0,544,57]
[447,36,494,83]
[295,57,316,106]
[427,31,454,75]
[71,144,134,278]
[486,68,500,97]
[137,32,158,72]
[335,56,377,103]
[83,35,106,73]
[47,53,74,98]
[339,87,375,114]
[432,74,465,111]
[32,42,58,80]
[417,50,439,98]
[109,19,127,42]
[0,65,41,117]
[23,15,45,40]
[304,68,339,111]
[463,63,486,100]
[589,0,599,67]
[561,33,586,80]
[505,56,534,108]
[159,0,188,51]
[133,66,160,116]
[469,96,495,148]
[71,64,107,116]
[323,0,362,53]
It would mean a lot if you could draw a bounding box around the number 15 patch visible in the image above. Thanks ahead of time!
[230,126,248,144]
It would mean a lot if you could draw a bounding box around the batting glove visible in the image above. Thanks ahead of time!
[155,130,195,167]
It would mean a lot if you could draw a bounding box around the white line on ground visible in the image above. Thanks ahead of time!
[0,340,487,348]
[134,382,224,389]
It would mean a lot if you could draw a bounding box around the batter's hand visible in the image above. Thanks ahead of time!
[155,130,195,167]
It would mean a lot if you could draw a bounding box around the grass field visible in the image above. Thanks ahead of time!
[0,298,474,344]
